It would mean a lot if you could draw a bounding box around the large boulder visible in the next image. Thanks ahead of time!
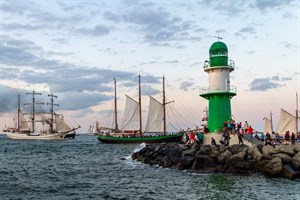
[229,144,249,154]
[263,156,283,175]
[182,148,196,157]
[227,151,253,170]
[174,156,195,170]
[292,152,300,170]
[197,145,212,155]
[276,145,295,156]
[218,150,232,164]
[192,154,215,171]
[209,146,220,158]
[262,145,274,159]
[293,144,300,154]
[274,153,292,164]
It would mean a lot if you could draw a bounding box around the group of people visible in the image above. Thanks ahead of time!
[182,128,204,145]
[258,130,297,147]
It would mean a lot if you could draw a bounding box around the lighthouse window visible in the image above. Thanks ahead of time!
[210,51,227,57]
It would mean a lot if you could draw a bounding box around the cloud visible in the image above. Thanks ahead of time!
[103,8,196,46]
[251,0,295,11]
[76,25,113,36]
[249,78,281,91]
[0,36,162,113]
[280,41,298,49]
[235,26,256,37]
[141,84,160,96]
[180,81,194,91]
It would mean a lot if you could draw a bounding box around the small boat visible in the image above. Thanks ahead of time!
[97,75,183,144]
[6,92,80,140]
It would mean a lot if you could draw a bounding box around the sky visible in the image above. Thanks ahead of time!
[0,0,299,133]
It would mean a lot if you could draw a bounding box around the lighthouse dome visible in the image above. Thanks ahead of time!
[209,41,228,66]
[209,41,228,52]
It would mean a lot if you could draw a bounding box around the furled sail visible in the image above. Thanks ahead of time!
[276,109,296,134]
[19,110,30,131]
[120,95,140,131]
[263,117,272,134]
[145,96,164,132]
[55,113,71,132]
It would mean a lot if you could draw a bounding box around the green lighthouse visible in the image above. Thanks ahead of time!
[200,40,236,132]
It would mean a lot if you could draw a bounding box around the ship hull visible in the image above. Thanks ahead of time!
[6,132,68,140]
[97,134,182,144]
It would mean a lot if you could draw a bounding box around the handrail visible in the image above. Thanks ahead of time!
[203,59,235,69]
[199,85,237,94]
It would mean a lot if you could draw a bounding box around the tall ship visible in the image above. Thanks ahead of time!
[97,75,183,143]
[5,91,80,140]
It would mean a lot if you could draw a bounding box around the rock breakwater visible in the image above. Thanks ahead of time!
[132,142,300,179]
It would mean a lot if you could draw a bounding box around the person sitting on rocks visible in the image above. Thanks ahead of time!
[189,131,195,144]
[211,137,217,146]
[271,139,277,147]
[265,138,272,146]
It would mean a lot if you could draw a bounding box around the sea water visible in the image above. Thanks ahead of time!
[0,134,299,200]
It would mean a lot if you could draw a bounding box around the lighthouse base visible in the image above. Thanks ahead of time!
[203,133,253,146]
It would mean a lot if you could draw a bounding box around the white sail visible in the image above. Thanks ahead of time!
[120,95,140,131]
[263,117,272,134]
[55,113,72,132]
[276,109,296,134]
[145,96,164,132]
[19,110,30,131]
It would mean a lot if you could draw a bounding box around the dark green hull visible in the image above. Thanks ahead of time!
[97,134,182,144]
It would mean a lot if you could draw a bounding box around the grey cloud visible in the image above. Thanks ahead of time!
[0,36,160,112]
[77,25,112,36]
[249,78,281,91]
[235,26,256,37]
[2,23,47,31]
[252,0,295,11]
[141,85,160,96]
[280,41,298,49]
[180,81,194,91]
[52,38,69,44]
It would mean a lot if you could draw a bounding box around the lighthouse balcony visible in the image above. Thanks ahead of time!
[199,85,237,95]
[203,59,235,72]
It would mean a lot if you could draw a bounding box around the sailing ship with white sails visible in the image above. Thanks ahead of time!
[97,75,182,143]
[6,91,80,140]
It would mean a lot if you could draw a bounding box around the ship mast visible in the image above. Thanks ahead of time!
[17,94,20,131]
[47,93,59,132]
[270,110,273,133]
[296,92,299,134]
[139,74,142,136]
[25,90,43,133]
[163,75,166,135]
[114,77,119,132]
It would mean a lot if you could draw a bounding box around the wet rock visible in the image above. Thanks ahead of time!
[256,143,264,153]
[193,154,214,170]
[292,152,300,170]
[282,165,300,180]
[263,156,282,175]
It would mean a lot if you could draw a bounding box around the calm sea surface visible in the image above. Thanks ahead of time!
[0,134,299,200]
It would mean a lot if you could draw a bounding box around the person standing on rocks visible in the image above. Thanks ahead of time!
[243,121,249,134]
[285,131,290,145]
[291,132,295,145]
[211,137,216,146]
[238,132,243,144]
